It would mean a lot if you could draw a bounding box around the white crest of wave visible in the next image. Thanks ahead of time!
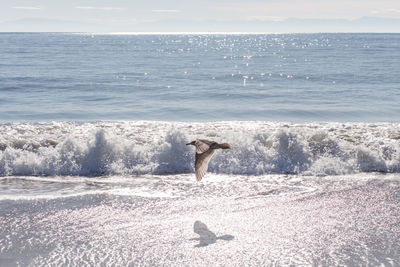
[210,130,311,175]
[153,131,193,174]
[1,128,148,176]
[0,121,399,177]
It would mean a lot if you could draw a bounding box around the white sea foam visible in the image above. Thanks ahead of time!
[0,121,399,177]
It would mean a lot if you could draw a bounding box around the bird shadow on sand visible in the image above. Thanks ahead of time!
[190,220,234,248]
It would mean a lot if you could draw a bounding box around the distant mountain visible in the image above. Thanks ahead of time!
[1,17,399,33]
[0,18,104,32]
[136,17,400,33]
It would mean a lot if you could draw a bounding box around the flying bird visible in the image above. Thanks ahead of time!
[186,139,231,181]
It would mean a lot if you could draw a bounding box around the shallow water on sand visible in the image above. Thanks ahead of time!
[1,173,400,266]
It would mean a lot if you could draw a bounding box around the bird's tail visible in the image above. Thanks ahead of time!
[217,143,231,149]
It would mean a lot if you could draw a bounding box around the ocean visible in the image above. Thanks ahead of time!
[0,33,400,266]
[1,33,400,122]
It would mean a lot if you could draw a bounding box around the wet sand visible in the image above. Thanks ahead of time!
[1,174,399,266]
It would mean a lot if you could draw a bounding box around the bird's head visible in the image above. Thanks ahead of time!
[186,140,196,146]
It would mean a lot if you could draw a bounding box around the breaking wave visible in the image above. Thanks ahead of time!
[0,121,399,177]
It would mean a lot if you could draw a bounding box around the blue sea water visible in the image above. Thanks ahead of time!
[0,33,399,122]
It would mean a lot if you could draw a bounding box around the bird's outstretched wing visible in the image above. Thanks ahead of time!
[195,149,215,181]
[195,139,214,154]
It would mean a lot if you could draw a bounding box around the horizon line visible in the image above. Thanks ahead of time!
[1,31,400,35]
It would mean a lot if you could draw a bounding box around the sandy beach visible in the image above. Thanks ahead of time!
[1,173,399,266]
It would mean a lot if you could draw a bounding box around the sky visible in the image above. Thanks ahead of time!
[1,0,400,32]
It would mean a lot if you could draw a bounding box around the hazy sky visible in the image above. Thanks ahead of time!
[1,0,400,31]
